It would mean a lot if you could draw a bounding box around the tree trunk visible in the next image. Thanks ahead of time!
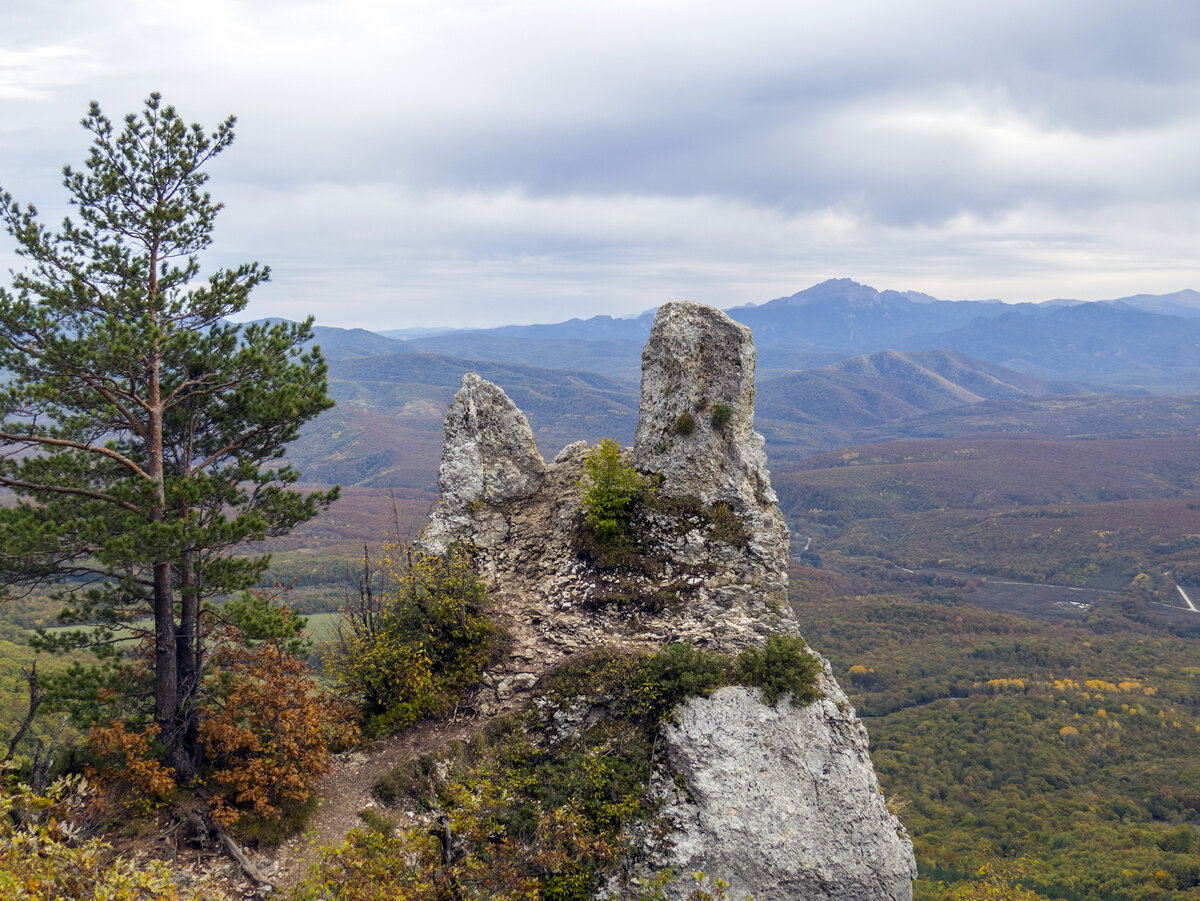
[153,560,186,774]
[175,547,202,776]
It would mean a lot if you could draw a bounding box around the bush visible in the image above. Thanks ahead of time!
[326,544,495,734]
[710,404,733,430]
[672,411,697,435]
[200,617,359,827]
[0,772,211,900]
[734,634,822,706]
[85,721,176,817]
[306,636,817,901]
[579,438,650,545]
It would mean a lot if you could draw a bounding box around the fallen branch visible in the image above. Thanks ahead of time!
[187,808,275,888]
[215,821,275,888]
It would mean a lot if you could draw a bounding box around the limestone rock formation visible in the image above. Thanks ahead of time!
[420,303,915,901]
[656,681,917,901]
[422,371,547,553]
[633,300,791,615]
[633,300,773,510]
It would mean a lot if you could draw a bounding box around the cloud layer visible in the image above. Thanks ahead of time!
[2,0,1199,327]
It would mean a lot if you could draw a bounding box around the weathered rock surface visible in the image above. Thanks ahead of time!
[633,300,790,614]
[422,371,547,554]
[420,303,915,901]
[655,682,917,901]
[634,300,773,509]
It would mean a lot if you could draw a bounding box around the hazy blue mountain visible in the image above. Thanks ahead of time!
[725,279,1015,353]
[1101,289,1200,318]
[286,345,640,489]
[311,325,412,359]
[296,325,1099,485]
[913,303,1200,389]
[366,279,1200,389]
[287,278,1200,487]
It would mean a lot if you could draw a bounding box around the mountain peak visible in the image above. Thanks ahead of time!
[787,278,883,306]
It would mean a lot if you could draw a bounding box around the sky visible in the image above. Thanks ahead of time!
[2,1,1199,330]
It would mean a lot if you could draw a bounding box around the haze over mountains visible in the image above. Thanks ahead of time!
[376,278,1200,385]
[291,279,1200,490]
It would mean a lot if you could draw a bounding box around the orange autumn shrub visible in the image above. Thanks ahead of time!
[86,721,176,815]
[200,626,359,825]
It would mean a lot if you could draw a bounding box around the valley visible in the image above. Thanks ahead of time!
[6,279,1200,898]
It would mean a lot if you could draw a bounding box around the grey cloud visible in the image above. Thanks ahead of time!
[2,0,1200,328]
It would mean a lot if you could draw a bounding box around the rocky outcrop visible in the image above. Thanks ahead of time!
[422,371,547,554]
[634,301,773,510]
[421,303,915,901]
[634,300,790,615]
[656,681,916,901]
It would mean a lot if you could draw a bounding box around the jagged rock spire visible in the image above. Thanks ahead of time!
[422,371,547,554]
[633,300,775,510]
[633,301,790,612]
[419,310,916,901]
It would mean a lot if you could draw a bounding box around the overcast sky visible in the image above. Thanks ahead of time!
[2,1,1199,329]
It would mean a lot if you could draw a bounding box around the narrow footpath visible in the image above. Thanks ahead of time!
[267,715,485,892]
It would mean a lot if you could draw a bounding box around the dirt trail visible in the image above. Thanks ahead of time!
[267,713,488,893]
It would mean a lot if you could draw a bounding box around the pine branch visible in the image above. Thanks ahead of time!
[0,432,150,480]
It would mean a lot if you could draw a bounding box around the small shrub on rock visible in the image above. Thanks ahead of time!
[305,637,820,901]
[580,438,648,542]
[734,634,822,707]
[672,411,697,435]
[710,403,733,430]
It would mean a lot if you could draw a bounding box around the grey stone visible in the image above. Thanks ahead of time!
[654,685,916,901]
[631,302,791,613]
[418,302,915,900]
[633,301,774,511]
[422,371,547,553]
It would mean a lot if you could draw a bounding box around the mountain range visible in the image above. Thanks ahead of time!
[289,279,1200,489]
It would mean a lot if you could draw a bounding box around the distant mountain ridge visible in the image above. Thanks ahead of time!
[284,279,1200,488]
[755,349,1089,461]
[373,279,1200,388]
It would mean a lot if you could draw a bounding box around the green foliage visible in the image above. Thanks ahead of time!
[222,591,311,657]
[0,771,218,900]
[357,806,398,836]
[734,633,822,706]
[580,438,650,544]
[672,411,697,436]
[703,500,750,548]
[642,642,735,717]
[326,544,495,734]
[304,638,812,901]
[575,454,750,589]
[792,574,1200,901]
[0,93,336,778]
[709,404,733,431]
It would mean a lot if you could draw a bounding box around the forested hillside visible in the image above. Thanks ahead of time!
[6,285,1200,899]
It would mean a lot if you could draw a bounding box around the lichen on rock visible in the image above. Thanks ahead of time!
[634,300,792,620]
[655,680,917,901]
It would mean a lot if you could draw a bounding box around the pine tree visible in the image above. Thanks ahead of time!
[0,93,337,779]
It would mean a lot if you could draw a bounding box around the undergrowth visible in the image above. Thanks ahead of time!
[300,636,820,901]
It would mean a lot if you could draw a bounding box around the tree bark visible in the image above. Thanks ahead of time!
[176,546,201,775]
